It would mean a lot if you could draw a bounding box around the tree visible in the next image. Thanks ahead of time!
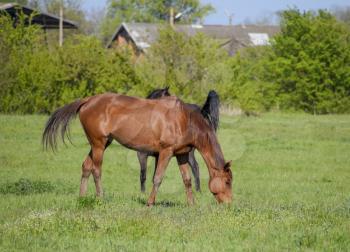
[0,14,141,113]
[135,26,230,103]
[0,14,47,113]
[100,0,214,43]
[223,46,277,113]
[269,9,350,113]
[222,8,350,114]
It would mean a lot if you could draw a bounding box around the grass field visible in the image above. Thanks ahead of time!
[0,113,349,251]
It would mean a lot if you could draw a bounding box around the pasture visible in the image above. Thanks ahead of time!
[0,113,349,251]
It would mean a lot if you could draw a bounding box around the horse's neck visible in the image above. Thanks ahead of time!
[195,129,225,176]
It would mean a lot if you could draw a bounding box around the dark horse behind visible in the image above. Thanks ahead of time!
[42,92,232,205]
[138,87,220,193]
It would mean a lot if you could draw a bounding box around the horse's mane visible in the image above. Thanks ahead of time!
[146,87,220,132]
[190,107,225,169]
[146,87,170,99]
[200,90,220,131]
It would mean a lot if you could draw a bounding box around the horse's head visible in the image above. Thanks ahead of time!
[209,161,232,204]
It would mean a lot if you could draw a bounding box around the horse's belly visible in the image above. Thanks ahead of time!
[107,104,184,153]
[109,117,160,152]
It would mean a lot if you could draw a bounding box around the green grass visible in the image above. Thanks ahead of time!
[0,113,349,251]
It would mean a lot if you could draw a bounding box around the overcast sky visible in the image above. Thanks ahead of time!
[84,0,350,25]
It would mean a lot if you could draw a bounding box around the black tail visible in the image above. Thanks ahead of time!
[42,99,87,151]
[201,90,220,132]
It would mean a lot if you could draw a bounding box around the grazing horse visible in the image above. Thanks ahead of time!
[138,87,220,193]
[42,93,232,205]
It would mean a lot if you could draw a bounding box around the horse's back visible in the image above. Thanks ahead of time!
[81,93,181,110]
[78,93,189,152]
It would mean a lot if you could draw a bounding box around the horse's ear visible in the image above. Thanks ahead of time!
[164,86,171,96]
[224,160,232,170]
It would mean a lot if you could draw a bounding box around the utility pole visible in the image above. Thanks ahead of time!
[225,11,234,25]
[59,0,63,47]
[169,7,174,27]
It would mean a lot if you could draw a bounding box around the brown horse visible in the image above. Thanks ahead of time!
[42,93,232,205]
[138,87,220,193]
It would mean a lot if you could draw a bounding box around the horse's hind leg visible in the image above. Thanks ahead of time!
[188,149,201,192]
[79,137,111,197]
[91,138,112,197]
[137,152,148,193]
[80,150,93,196]
[79,144,105,197]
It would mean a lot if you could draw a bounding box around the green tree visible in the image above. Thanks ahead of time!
[0,14,141,113]
[270,9,350,113]
[136,26,230,103]
[222,8,350,114]
[223,46,277,113]
[56,36,141,105]
[0,14,49,113]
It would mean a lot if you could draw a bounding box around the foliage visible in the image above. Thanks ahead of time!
[222,47,278,113]
[223,9,350,114]
[270,9,350,113]
[135,26,230,103]
[0,14,140,113]
[1,8,350,114]
[0,14,46,113]
[0,0,28,4]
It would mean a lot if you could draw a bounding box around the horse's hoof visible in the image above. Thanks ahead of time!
[146,202,154,207]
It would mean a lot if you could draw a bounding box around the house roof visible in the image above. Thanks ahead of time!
[0,2,77,29]
[107,22,280,54]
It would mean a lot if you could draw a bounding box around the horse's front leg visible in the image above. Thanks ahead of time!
[147,148,173,206]
[176,153,194,205]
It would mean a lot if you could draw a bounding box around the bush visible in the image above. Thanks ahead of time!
[1,9,349,114]
[0,15,141,113]
[135,26,231,104]
[222,47,278,113]
[270,9,350,114]
[221,9,350,114]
